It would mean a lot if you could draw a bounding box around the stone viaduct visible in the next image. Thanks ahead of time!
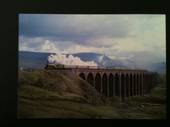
[71,68,153,100]
[45,65,153,100]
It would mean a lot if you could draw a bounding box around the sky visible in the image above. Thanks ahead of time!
[19,14,166,65]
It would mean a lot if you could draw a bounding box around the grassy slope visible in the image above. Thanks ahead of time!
[18,70,166,119]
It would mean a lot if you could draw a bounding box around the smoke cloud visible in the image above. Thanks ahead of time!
[48,54,98,67]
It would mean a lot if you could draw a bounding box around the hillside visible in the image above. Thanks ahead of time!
[18,70,166,119]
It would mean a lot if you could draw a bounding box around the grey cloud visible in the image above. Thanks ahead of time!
[19,14,131,46]
[19,36,44,48]
[19,36,76,51]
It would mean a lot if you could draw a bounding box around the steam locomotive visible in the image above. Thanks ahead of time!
[44,63,99,70]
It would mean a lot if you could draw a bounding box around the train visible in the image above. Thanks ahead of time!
[44,63,99,70]
[44,63,131,70]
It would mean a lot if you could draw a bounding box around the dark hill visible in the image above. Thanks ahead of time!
[18,70,103,118]
[18,70,101,104]
[19,51,51,69]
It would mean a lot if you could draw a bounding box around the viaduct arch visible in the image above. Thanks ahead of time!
[95,73,101,93]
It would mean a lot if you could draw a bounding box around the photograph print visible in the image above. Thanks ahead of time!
[18,14,166,119]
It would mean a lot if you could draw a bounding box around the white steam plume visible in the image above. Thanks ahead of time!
[48,54,98,67]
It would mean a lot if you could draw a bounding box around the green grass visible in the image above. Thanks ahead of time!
[18,70,166,119]
[18,84,116,118]
[151,85,166,98]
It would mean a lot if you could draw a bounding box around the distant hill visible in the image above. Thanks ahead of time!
[19,51,166,73]
[73,52,126,67]
[19,51,51,69]
[19,51,127,69]
[148,62,166,74]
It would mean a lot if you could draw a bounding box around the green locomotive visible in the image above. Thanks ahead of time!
[45,64,65,70]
